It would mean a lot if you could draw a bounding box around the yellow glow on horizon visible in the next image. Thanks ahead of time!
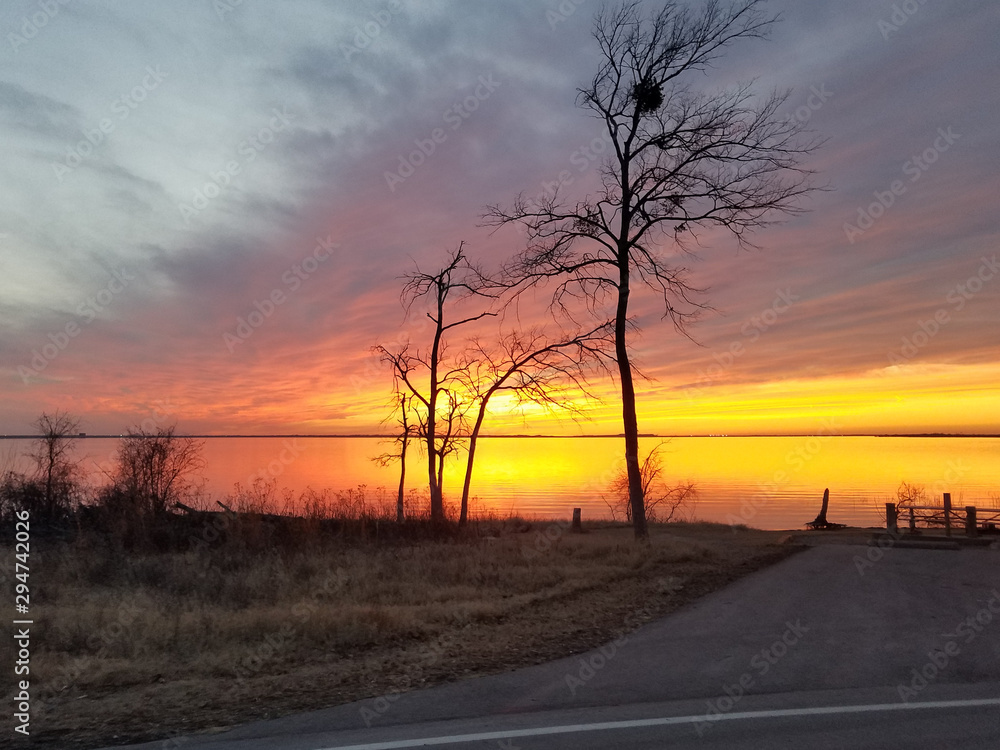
[639,362,1000,434]
[417,361,1000,436]
[171,359,999,436]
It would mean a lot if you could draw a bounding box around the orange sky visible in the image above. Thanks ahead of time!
[2,1,998,437]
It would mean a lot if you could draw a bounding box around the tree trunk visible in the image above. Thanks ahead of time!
[428,295,444,523]
[436,451,446,512]
[459,404,489,527]
[458,435,476,527]
[616,263,647,540]
[396,433,407,523]
[427,399,442,522]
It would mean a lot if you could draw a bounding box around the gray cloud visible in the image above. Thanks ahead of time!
[0,80,81,140]
[0,0,997,433]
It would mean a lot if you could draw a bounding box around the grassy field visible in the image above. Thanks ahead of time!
[7,518,801,748]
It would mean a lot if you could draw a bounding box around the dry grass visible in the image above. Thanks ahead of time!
[7,519,799,748]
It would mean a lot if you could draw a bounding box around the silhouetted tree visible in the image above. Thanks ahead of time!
[374,245,494,523]
[604,443,696,523]
[485,0,818,538]
[454,324,612,525]
[372,393,416,522]
[110,425,204,519]
[29,411,82,524]
[432,389,464,503]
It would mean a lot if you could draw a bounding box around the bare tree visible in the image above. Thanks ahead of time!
[372,393,417,522]
[485,0,819,538]
[29,411,82,524]
[432,389,464,506]
[454,324,612,525]
[604,443,696,523]
[112,425,204,519]
[374,244,494,523]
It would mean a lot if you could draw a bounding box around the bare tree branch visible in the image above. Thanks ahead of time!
[453,322,614,524]
[482,0,820,539]
[374,244,490,523]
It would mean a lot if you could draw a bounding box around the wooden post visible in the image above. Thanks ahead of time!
[571,507,582,533]
[966,506,977,538]
[886,502,898,535]
[909,507,916,533]
[943,493,952,537]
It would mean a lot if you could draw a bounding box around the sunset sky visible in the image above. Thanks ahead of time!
[2,0,998,437]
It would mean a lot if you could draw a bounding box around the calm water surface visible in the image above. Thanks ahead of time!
[5,436,998,530]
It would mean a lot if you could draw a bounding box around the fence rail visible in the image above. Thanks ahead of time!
[886,492,1000,537]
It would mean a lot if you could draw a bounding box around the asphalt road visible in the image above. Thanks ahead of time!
[275,689,1000,750]
[106,543,1000,750]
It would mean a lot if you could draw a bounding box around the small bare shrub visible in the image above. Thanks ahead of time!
[604,443,697,523]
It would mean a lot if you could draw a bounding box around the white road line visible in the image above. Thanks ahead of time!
[317,697,1000,749]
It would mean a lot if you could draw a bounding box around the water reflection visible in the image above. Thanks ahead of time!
[20,436,988,529]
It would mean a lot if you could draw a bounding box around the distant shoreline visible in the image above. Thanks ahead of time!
[2,433,998,440]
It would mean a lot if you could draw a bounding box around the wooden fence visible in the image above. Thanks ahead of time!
[886,492,1000,537]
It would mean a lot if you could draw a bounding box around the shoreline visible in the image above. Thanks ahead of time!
[4,433,1000,440]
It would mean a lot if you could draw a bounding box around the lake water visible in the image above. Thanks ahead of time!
[3,436,998,530]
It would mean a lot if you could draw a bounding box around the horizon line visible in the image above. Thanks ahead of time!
[2,432,998,439]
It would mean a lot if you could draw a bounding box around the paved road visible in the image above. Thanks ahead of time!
[274,689,1000,750]
[107,543,1000,749]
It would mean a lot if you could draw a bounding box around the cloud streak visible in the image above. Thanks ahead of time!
[1,0,997,435]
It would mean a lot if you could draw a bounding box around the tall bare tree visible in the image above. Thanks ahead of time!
[485,0,818,538]
[454,324,612,525]
[374,245,494,523]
